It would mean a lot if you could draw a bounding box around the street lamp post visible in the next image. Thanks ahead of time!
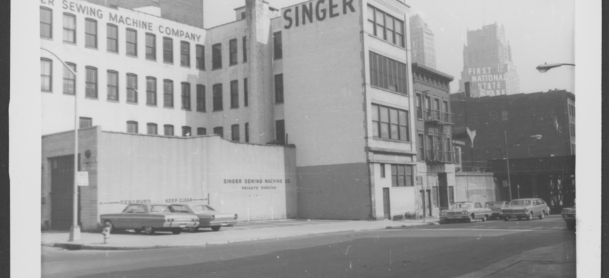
[504,132,542,201]
[41,47,81,241]
[536,62,575,73]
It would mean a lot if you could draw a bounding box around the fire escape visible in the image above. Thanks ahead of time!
[423,102,454,164]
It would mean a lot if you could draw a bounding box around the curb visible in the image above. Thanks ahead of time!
[44,221,438,251]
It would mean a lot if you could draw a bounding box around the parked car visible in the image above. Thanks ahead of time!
[561,205,576,230]
[502,198,550,221]
[440,201,492,223]
[170,203,238,232]
[100,203,199,235]
[485,201,509,220]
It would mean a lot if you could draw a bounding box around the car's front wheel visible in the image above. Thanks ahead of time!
[142,226,155,235]
[527,212,533,221]
[504,217,510,221]
[539,211,545,220]
[467,214,474,223]
[211,226,221,231]
[172,229,182,235]
[481,215,487,222]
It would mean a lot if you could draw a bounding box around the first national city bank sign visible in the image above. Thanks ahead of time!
[40,0,202,42]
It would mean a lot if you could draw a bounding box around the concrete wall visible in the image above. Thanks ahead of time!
[455,172,496,204]
[86,0,204,28]
[42,128,297,230]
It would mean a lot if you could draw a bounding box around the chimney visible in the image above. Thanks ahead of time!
[465,82,471,98]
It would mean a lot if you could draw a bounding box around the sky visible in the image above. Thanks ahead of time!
[204,0,575,94]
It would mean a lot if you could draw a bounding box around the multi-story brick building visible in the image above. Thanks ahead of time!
[458,23,520,97]
[40,0,423,230]
[451,89,575,207]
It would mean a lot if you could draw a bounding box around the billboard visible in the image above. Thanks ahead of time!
[466,66,508,97]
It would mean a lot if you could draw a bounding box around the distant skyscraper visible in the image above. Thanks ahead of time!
[459,23,520,97]
[409,14,436,69]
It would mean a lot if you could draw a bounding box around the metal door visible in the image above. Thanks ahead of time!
[420,190,426,217]
[439,173,448,209]
[427,190,433,216]
[383,188,391,220]
[50,155,75,230]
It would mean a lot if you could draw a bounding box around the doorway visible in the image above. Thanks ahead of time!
[50,155,77,230]
[383,188,391,220]
[427,189,433,216]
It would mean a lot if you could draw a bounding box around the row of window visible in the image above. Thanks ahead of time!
[40,8,287,70]
[366,5,405,48]
[379,164,414,187]
[369,52,409,95]
[125,121,250,142]
[416,133,453,162]
[371,104,410,142]
[415,93,449,119]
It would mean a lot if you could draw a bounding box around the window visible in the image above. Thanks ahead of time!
[181,82,191,110]
[127,121,138,133]
[212,43,222,69]
[85,67,97,98]
[79,117,92,129]
[276,120,285,144]
[196,45,204,70]
[231,124,240,141]
[182,126,191,136]
[146,77,156,105]
[163,80,174,107]
[367,5,404,47]
[501,110,508,121]
[416,94,423,119]
[490,111,497,121]
[245,123,249,143]
[163,37,173,63]
[127,74,137,103]
[213,84,223,111]
[197,127,207,135]
[371,104,409,141]
[180,41,190,67]
[391,164,413,187]
[146,33,156,60]
[63,62,76,95]
[273,32,282,59]
[230,80,239,108]
[432,186,439,206]
[243,36,247,62]
[275,74,284,103]
[147,123,158,135]
[244,78,248,107]
[213,127,224,138]
[196,85,206,112]
[106,24,118,52]
[491,130,498,143]
[164,124,174,136]
[41,59,52,92]
[380,164,386,178]
[40,8,53,39]
[85,19,97,48]
[107,70,118,101]
[229,39,237,65]
[126,29,137,56]
[570,123,575,137]
[369,52,408,95]
[63,14,76,43]
[417,134,424,161]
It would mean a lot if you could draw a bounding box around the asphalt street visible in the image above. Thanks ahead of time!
[42,215,574,278]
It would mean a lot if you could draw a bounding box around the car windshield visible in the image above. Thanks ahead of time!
[451,203,474,209]
[191,205,216,212]
[170,205,191,213]
[150,205,174,213]
[509,200,531,206]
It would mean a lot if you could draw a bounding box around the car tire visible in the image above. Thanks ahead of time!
[482,215,487,222]
[172,229,182,235]
[142,226,155,235]
[527,212,533,221]
[211,226,221,231]
[504,217,509,221]
[104,220,116,234]
[134,229,141,234]
[187,226,198,233]
[539,212,545,220]
[467,214,474,223]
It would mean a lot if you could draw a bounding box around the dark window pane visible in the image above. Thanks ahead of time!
[212,44,222,69]
[126,29,137,56]
[274,32,282,59]
[163,38,173,63]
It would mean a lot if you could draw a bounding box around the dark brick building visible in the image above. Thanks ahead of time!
[451,89,575,207]
[85,0,204,28]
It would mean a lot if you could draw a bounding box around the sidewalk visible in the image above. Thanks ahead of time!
[42,218,439,251]
[455,242,576,278]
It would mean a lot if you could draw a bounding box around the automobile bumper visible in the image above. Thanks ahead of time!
[200,220,238,228]
[441,215,470,220]
[163,221,199,228]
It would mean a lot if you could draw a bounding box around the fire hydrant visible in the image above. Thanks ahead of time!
[101,223,112,244]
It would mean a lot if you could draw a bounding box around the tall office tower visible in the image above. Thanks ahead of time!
[409,14,436,69]
[458,23,520,97]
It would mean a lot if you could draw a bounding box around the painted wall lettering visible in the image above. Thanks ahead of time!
[283,0,356,30]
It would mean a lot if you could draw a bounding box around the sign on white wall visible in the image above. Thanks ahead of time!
[77,171,89,186]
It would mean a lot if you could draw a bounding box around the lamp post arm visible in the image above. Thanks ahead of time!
[41,47,77,76]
